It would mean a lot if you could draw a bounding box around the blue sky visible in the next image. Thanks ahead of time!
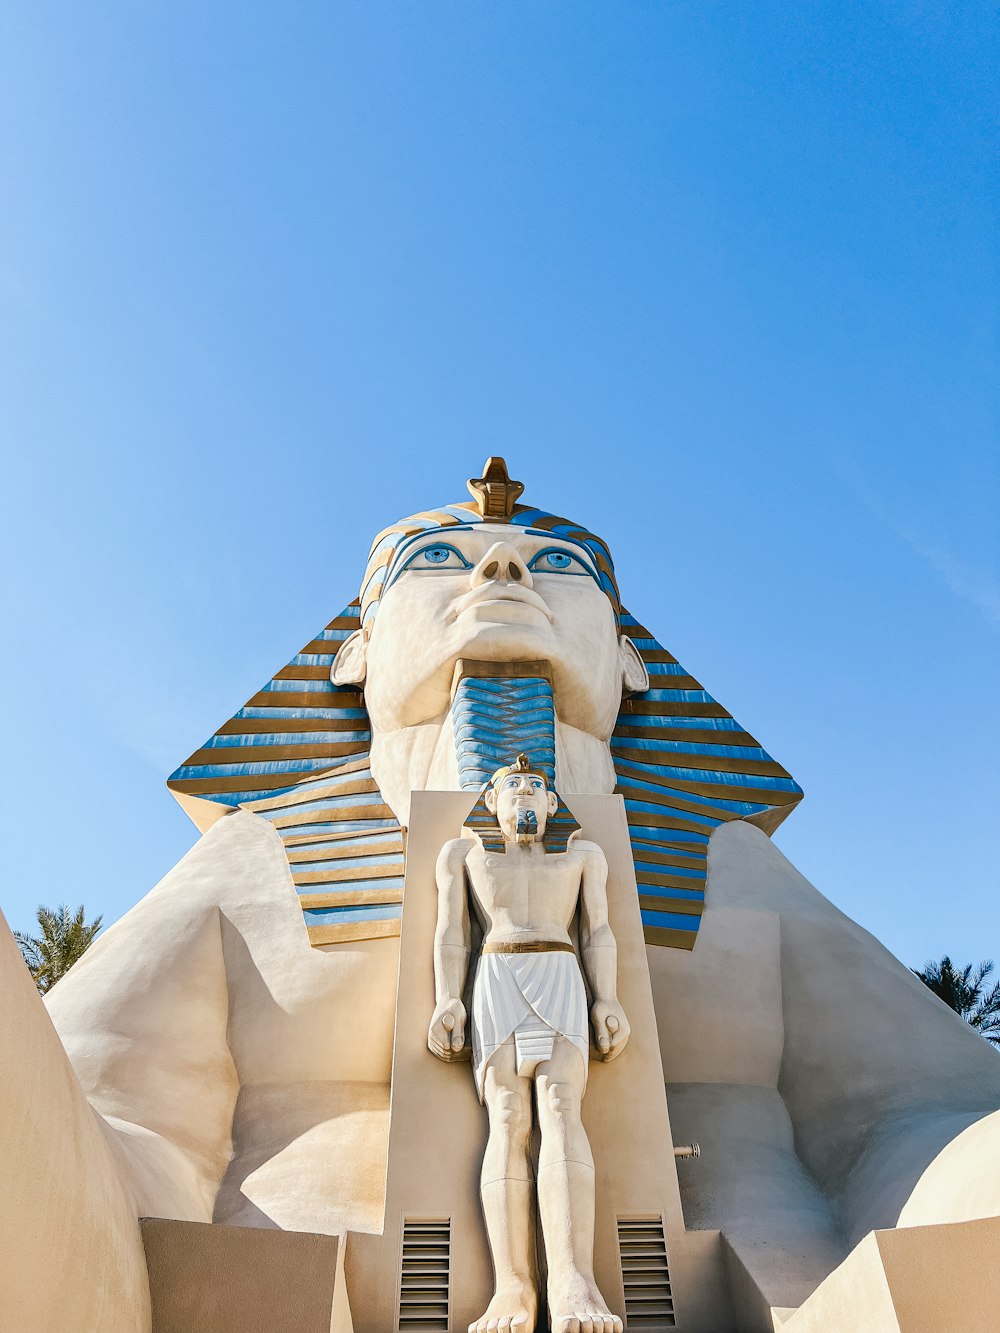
[2,3,996,970]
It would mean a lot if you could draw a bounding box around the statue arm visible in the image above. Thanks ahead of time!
[578,841,630,1060]
[428,838,473,1061]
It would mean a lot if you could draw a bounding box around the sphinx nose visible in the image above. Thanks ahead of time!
[469,542,533,589]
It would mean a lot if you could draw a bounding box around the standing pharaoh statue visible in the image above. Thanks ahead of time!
[429,755,628,1333]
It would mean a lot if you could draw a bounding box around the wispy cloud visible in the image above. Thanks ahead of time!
[837,460,1000,628]
[900,537,1000,625]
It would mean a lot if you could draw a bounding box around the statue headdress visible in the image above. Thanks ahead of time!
[167,458,803,953]
[463,754,581,855]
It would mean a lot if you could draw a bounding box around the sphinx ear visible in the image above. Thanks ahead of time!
[331,629,369,686]
[547,791,558,816]
[484,787,498,815]
[618,634,649,695]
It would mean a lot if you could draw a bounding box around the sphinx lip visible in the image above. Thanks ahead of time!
[452,584,553,621]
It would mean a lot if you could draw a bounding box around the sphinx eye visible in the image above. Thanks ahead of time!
[403,543,472,572]
[528,547,589,575]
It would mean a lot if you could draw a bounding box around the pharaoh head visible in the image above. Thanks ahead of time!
[486,754,558,842]
[465,754,581,854]
[332,459,648,741]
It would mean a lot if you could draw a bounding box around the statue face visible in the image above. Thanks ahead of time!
[339,524,642,736]
[485,769,558,841]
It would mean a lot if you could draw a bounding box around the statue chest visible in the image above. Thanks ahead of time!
[471,855,581,916]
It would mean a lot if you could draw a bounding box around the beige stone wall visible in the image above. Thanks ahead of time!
[784,1216,1000,1333]
[46,810,396,1236]
[140,1218,352,1333]
[646,819,1000,1318]
[0,908,151,1332]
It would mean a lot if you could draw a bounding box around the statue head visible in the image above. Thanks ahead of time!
[465,753,580,854]
[484,754,558,842]
[332,458,648,739]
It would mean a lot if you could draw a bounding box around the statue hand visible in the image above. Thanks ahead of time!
[591,999,630,1061]
[428,998,467,1061]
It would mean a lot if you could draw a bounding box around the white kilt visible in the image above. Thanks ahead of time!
[471,949,590,1101]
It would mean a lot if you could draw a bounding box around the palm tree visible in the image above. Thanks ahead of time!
[913,956,1000,1047]
[15,904,103,995]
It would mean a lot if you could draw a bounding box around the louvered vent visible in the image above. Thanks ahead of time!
[617,1214,675,1328]
[398,1218,451,1331]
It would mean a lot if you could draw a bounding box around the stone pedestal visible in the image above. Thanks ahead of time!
[140,1218,353,1333]
[782,1216,1000,1333]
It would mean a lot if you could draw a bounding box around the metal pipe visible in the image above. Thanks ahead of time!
[673,1143,701,1159]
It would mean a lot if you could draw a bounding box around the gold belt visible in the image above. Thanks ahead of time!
[481,940,574,955]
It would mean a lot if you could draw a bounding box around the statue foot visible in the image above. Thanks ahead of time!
[468,1280,537,1333]
[548,1269,623,1333]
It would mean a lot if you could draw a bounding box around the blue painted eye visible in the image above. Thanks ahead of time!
[402,543,472,572]
[528,547,588,575]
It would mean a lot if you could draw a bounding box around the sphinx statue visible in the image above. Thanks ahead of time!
[3,457,1000,1332]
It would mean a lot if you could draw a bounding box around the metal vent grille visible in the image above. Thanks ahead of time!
[398,1218,451,1330]
[617,1214,675,1328]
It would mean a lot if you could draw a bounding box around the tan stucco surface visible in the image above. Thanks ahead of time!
[784,1216,1000,1332]
[647,818,1000,1318]
[140,1217,352,1333]
[896,1104,1000,1228]
[46,809,395,1236]
[0,908,151,1332]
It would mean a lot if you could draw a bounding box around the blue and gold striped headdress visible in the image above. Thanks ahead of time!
[168,458,804,952]
[463,754,581,854]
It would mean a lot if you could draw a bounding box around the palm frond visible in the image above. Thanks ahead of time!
[15,903,103,994]
[914,955,1000,1049]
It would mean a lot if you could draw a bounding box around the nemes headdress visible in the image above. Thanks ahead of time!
[168,457,803,953]
[463,753,581,854]
[489,753,536,787]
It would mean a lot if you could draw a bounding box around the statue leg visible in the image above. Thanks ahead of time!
[471,1042,538,1333]
[535,1039,622,1333]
